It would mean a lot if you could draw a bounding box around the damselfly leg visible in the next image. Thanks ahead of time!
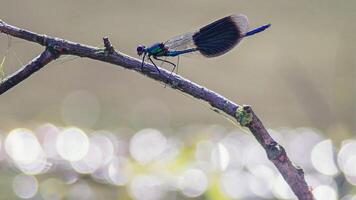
[148,56,161,75]
[158,57,167,68]
[141,52,146,70]
[176,56,180,74]
[153,56,176,76]
[140,52,161,75]
[153,56,177,87]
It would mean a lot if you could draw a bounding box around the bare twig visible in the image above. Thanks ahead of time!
[0,20,314,199]
[0,49,58,94]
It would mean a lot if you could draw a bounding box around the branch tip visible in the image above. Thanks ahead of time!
[103,37,115,54]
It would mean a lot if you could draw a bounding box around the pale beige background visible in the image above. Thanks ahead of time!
[0,0,355,138]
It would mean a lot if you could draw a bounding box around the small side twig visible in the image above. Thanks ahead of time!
[103,37,115,54]
[0,20,314,200]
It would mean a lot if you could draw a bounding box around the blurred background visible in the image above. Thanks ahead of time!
[0,0,355,199]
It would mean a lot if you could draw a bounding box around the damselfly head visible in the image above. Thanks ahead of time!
[137,45,146,56]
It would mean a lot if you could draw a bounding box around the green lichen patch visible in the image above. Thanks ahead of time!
[235,106,253,126]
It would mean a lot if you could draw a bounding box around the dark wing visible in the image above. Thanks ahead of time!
[192,14,249,57]
[164,14,249,58]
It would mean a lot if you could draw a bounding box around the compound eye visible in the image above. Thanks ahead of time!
[138,45,145,51]
[137,45,145,56]
[137,46,143,52]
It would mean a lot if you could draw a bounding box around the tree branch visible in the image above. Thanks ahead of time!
[0,48,58,94]
[0,20,314,199]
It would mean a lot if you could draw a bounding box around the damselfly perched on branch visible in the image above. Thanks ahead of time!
[137,14,270,74]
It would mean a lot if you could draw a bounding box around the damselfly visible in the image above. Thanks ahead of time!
[137,14,270,74]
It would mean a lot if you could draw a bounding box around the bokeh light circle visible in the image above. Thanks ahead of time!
[56,127,89,162]
[5,128,43,165]
[311,139,338,176]
[179,169,208,198]
[130,129,167,165]
[313,185,337,200]
[211,143,230,171]
[220,169,251,199]
[68,181,94,200]
[12,174,38,199]
[108,156,132,186]
[338,140,356,177]
[71,143,104,174]
[39,178,65,200]
[90,134,114,165]
[130,175,165,200]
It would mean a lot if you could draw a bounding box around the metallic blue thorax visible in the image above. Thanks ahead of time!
[146,43,166,57]
[146,43,197,57]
